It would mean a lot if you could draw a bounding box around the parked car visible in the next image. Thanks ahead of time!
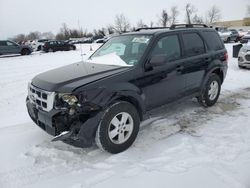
[238,29,248,39]
[42,40,76,52]
[238,43,250,68]
[94,38,106,43]
[0,40,33,56]
[240,31,250,44]
[219,29,240,43]
[31,39,50,51]
[26,24,228,154]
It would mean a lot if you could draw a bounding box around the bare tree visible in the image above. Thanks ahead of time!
[114,14,130,33]
[12,34,26,43]
[158,9,170,27]
[27,31,41,40]
[170,6,179,25]
[136,19,148,28]
[150,21,154,27]
[206,5,221,25]
[93,28,106,39]
[185,3,196,24]
[41,32,55,39]
[192,15,204,24]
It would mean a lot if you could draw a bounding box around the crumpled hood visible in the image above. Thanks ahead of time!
[32,61,130,92]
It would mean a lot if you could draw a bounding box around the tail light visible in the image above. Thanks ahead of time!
[224,52,228,63]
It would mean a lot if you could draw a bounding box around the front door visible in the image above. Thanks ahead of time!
[137,34,187,110]
[6,41,20,54]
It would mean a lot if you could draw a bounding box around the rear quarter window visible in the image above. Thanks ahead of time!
[203,31,224,51]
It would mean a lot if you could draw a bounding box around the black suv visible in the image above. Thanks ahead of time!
[26,24,228,153]
[42,40,76,52]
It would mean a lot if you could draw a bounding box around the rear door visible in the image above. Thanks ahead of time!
[180,31,208,93]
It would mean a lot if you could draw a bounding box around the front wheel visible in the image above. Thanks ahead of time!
[197,74,221,107]
[95,101,140,154]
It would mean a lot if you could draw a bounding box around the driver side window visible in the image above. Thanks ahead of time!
[151,35,181,62]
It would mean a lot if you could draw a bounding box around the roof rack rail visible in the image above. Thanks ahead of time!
[170,24,208,30]
[135,27,169,32]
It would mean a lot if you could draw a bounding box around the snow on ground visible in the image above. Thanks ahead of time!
[0,43,250,188]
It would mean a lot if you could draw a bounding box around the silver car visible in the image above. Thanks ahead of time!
[238,44,250,68]
[0,40,33,56]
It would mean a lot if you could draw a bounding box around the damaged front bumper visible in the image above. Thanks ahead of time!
[26,97,103,147]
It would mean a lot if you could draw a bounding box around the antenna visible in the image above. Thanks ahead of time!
[77,19,89,75]
[78,19,84,61]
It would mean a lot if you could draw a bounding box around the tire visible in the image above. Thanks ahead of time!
[238,65,244,69]
[69,46,74,51]
[95,101,140,154]
[226,37,230,43]
[197,73,221,107]
[37,45,42,51]
[21,48,31,55]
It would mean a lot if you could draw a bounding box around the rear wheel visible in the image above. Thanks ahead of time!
[197,74,221,107]
[21,48,31,55]
[95,101,140,154]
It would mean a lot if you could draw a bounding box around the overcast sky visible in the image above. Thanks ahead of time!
[0,0,250,39]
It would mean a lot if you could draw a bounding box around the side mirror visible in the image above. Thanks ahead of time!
[149,55,167,67]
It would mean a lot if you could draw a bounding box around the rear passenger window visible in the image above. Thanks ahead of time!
[203,31,224,51]
[151,35,181,62]
[182,33,205,56]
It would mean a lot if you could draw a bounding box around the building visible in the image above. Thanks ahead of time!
[214,15,250,30]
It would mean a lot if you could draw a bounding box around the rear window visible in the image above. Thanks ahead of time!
[182,32,205,57]
[203,31,224,51]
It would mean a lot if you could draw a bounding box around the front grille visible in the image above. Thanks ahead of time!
[28,83,55,112]
[245,55,250,61]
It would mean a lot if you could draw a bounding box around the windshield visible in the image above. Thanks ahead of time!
[88,35,152,66]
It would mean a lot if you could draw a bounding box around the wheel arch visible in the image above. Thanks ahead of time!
[201,66,225,92]
[211,68,224,84]
[115,95,144,121]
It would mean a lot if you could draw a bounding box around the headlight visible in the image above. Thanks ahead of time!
[58,93,78,106]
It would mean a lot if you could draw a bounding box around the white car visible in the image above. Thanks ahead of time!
[31,39,49,51]
[238,43,250,68]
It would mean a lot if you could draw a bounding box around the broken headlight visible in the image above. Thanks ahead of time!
[58,93,78,106]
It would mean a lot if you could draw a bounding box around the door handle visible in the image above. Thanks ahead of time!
[176,65,184,72]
